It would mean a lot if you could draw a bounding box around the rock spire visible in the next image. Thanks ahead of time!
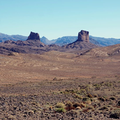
[27,32,40,41]
[77,30,89,42]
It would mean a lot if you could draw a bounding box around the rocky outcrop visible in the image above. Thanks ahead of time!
[0,32,47,54]
[0,30,99,55]
[62,30,98,50]
[77,30,89,42]
[27,32,40,41]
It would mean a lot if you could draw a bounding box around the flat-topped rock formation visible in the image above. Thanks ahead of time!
[27,32,40,41]
[0,30,99,55]
[77,30,89,42]
[63,30,98,50]
[0,32,47,54]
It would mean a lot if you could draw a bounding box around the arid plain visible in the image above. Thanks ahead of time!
[0,31,120,119]
[0,48,120,85]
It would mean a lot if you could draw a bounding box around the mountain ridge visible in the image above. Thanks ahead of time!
[0,32,120,46]
[0,30,99,55]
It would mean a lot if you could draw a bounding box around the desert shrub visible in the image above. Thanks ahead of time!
[87,105,94,110]
[109,97,116,100]
[55,103,65,108]
[99,106,109,111]
[93,84,101,90]
[55,108,66,113]
[82,97,90,102]
[24,110,34,116]
[31,101,38,106]
[110,108,120,119]
[28,110,34,116]
[118,80,120,83]
[103,82,112,87]
[76,106,81,110]
[73,102,81,108]
[87,93,93,98]
[65,89,75,93]
[83,98,91,104]
[110,113,120,119]
[65,101,74,111]
[74,93,82,99]
[55,103,66,113]
[53,77,57,81]
[93,94,98,97]
[7,114,17,120]
[117,101,120,106]
[78,89,87,95]
[86,105,95,111]
[65,101,73,106]
[82,97,92,104]
[82,108,90,112]
[80,103,86,108]
[8,52,15,56]
[98,97,105,102]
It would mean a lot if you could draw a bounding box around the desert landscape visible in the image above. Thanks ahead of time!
[0,30,120,120]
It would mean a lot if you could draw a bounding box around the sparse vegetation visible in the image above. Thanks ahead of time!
[110,108,120,119]
[0,78,120,119]
[55,102,65,108]
[55,103,66,113]
[55,107,66,113]
[0,50,120,119]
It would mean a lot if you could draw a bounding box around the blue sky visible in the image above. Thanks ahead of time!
[0,0,120,39]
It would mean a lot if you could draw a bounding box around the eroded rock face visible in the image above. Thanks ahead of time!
[78,30,89,42]
[27,32,40,41]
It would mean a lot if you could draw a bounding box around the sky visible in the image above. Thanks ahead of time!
[0,0,120,40]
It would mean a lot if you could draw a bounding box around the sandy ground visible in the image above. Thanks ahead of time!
[0,51,120,84]
[0,50,120,119]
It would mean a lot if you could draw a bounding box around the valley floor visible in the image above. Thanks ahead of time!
[0,51,120,119]
[0,77,120,120]
[0,51,120,84]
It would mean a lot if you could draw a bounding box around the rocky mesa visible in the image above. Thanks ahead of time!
[63,30,98,50]
[27,32,40,41]
[77,30,89,42]
[0,30,99,55]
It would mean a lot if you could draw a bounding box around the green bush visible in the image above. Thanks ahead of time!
[55,108,66,113]
[55,103,65,108]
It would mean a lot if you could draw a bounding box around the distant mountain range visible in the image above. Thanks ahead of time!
[0,33,120,46]
[90,36,120,46]
[0,31,98,55]
[0,33,27,42]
